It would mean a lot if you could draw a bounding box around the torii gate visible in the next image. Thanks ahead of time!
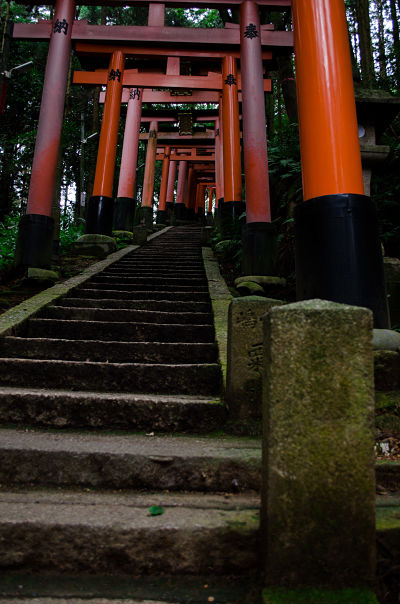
[73,50,271,231]
[12,0,288,267]
[12,0,389,326]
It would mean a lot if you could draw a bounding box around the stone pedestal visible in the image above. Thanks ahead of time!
[71,234,116,258]
[226,296,284,420]
[131,226,147,245]
[261,299,376,588]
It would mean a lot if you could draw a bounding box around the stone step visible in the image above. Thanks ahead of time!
[57,298,211,313]
[0,574,260,603]
[81,283,209,293]
[0,387,226,432]
[0,429,260,491]
[90,276,207,286]
[0,358,222,395]
[115,261,205,268]
[0,337,218,364]
[74,289,211,301]
[27,319,215,342]
[100,271,206,279]
[40,306,213,326]
[0,490,259,576]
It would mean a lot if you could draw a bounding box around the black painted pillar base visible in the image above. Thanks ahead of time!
[242,221,277,276]
[206,211,214,226]
[156,209,167,224]
[86,195,114,236]
[295,193,389,328]
[174,203,186,220]
[166,201,174,223]
[196,207,205,225]
[220,200,246,238]
[139,206,153,229]
[186,208,196,222]
[15,213,54,268]
[216,197,224,226]
[113,196,136,232]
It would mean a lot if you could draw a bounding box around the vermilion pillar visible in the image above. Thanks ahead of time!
[196,183,206,223]
[215,115,224,214]
[221,56,244,230]
[87,50,125,235]
[15,0,75,267]
[175,160,187,220]
[186,167,196,221]
[292,0,388,327]
[114,87,143,231]
[165,158,176,220]
[156,146,170,224]
[140,120,158,228]
[240,0,276,276]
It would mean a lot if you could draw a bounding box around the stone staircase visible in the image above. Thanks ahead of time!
[0,226,262,602]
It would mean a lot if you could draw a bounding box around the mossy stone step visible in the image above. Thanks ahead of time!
[0,337,218,364]
[40,306,214,326]
[0,490,260,576]
[0,387,226,432]
[27,319,215,343]
[73,289,211,301]
[0,358,222,395]
[56,297,211,313]
[0,429,260,491]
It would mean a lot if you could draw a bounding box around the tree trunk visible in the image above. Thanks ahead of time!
[355,0,375,86]
[390,0,400,85]
[376,0,387,82]
[346,2,361,81]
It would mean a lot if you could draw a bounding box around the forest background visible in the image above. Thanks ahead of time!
[0,0,399,272]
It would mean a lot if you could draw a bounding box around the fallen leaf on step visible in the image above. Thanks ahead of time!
[148,505,164,516]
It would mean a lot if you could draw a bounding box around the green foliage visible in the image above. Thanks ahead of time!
[372,135,400,257]
[0,213,19,270]
[59,215,85,255]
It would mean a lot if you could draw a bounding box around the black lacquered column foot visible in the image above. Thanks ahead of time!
[241,221,277,276]
[113,196,136,231]
[295,193,389,328]
[15,213,54,268]
[86,196,114,235]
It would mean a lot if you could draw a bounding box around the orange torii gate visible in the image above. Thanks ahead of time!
[12,0,389,326]
[13,0,287,269]
[73,51,271,231]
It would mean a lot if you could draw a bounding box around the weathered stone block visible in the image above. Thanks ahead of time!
[235,275,287,298]
[112,230,133,244]
[261,299,376,588]
[72,234,116,258]
[131,226,148,245]
[26,268,59,283]
[226,296,284,419]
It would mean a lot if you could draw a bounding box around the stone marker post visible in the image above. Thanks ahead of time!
[226,296,284,420]
[261,299,376,587]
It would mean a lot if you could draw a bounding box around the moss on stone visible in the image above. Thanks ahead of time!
[376,505,400,531]
[262,588,379,604]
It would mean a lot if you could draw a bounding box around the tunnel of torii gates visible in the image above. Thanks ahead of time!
[12,0,389,328]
